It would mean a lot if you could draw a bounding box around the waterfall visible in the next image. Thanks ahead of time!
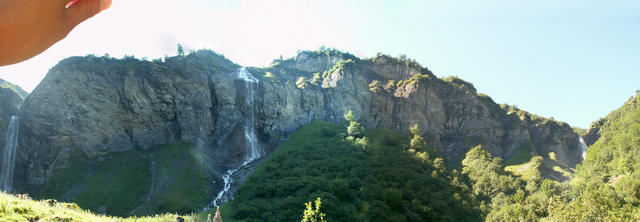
[1,115,19,193]
[238,67,263,165]
[211,67,263,207]
[579,137,588,160]
[211,168,238,206]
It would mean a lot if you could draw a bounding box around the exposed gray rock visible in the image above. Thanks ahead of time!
[0,80,25,181]
[255,53,582,168]
[15,52,239,193]
[583,118,604,146]
[0,79,26,135]
[13,49,582,199]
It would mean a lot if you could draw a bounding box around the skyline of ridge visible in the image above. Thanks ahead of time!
[0,0,638,129]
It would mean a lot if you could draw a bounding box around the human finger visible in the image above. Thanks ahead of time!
[64,0,111,30]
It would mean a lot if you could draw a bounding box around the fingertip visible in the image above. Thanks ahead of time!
[65,0,110,29]
[100,0,112,11]
[65,0,109,11]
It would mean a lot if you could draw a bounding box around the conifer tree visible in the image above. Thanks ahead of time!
[177,43,185,57]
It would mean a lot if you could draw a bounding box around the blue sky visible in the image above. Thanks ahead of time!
[0,0,638,128]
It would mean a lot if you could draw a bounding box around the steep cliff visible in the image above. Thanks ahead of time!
[15,52,244,214]
[13,49,582,215]
[0,79,25,158]
[255,51,582,167]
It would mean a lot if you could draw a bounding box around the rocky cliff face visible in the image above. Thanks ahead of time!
[255,52,582,167]
[14,50,582,197]
[0,80,25,157]
[583,119,604,146]
[15,52,242,193]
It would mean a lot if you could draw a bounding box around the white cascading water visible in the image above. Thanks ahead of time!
[1,115,19,193]
[238,67,263,165]
[211,67,263,207]
[579,137,588,160]
[211,168,238,207]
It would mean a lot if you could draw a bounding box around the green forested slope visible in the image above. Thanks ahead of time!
[226,120,481,222]
[225,93,640,222]
[461,94,640,221]
[5,94,639,221]
[38,142,216,217]
[545,94,640,221]
[579,94,640,179]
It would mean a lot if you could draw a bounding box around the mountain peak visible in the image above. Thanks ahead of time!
[366,53,434,81]
[269,48,358,73]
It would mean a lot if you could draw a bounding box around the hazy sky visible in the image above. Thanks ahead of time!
[0,0,638,128]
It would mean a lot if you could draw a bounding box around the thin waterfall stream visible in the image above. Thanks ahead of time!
[1,115,19,193]
[211,67,264,207]
[579,137,588,160]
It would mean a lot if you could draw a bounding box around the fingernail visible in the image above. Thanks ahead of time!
[65,0,81,9]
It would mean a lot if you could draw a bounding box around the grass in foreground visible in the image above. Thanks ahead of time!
[0,192,192,222]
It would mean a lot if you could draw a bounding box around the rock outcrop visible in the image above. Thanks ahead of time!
[583,118,604,146]
[13,49,582,202]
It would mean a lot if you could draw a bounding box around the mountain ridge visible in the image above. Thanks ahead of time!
[1,48,583,216]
